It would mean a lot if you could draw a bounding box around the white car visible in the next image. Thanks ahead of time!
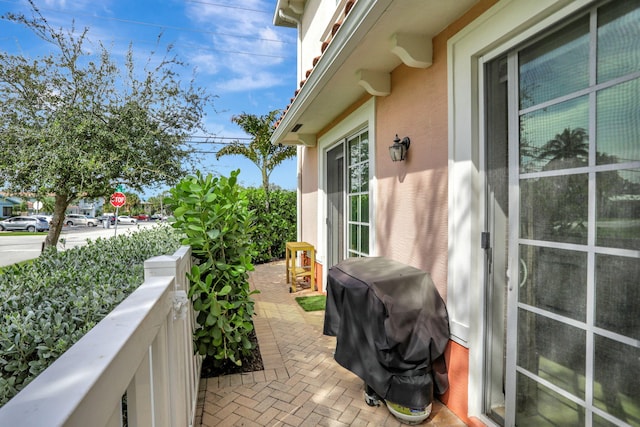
[64,214,98,227]
[117,215,137,224]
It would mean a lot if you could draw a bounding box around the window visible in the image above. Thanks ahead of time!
[347,130,370,257]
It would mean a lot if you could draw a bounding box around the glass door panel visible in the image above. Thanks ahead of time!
[508,2,640,425]
[483,55,509,424]
[327,144,344,269]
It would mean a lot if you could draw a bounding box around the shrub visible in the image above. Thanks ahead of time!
[167,170,258,367]
[0,225,182,406]
[244,188,296,263]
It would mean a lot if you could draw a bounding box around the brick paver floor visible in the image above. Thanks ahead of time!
[196,260,467,426]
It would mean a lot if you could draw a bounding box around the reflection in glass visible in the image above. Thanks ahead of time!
[518,310,586,399]
[596,79,640,165]
[349,165,360,193]
[360,195,369,223]
[346,129,369,258]
[515,372,585,427]
[361,225,369,254]
[360,131,369,162]
[520,97,589,172]
[349,224,357,251]
[596,169,640,250]
[520,174,588,244]
[596,254,640,340]
[348,136,359,165]
[519,16,589,110]
[350,196,358,222]
[597,0,640,83]
[593,414,621,427]
[593,335,640,425]
[519,245,587,321]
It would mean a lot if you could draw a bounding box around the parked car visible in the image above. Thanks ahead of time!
[135,214,150,221]
[36,215,53,224]
[98,214,116,225]
[0,216,49,232]
[64,214,98,227]
[117,215,137,224]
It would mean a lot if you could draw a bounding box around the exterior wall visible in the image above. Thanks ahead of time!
[299,143,319,250]
[442,342,486,427]
[372,4,498,424]
[299,0,349,84]
[375,60,449,300]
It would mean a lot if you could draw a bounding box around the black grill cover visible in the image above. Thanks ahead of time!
[323,257,450,408]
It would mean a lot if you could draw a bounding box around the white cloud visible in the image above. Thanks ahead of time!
[184,0,294,92]
[190,52,221,76]
[216,72,284,93]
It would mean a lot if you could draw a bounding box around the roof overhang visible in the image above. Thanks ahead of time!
[273,0,305,27]
[272,0,479,146]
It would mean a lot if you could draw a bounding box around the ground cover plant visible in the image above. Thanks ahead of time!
[0,225,182,406]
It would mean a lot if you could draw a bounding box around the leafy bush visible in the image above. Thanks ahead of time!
[0,225,182,406]
[244,188,296,263]
[167,170,258,367]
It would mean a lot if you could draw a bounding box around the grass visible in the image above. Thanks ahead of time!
[0,231,48,236]
[295,295,326,312]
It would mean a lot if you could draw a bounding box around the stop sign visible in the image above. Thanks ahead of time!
[110,192,126,208]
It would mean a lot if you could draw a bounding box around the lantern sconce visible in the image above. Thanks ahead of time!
[389,134,410,161]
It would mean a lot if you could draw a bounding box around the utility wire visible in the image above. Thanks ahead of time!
[183,0,272,15]
[0,0,292,45]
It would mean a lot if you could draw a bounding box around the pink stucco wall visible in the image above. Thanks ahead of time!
[375,57,449,300]
[299,144,318,249]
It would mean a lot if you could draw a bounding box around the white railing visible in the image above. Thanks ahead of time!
[0,246,202,427]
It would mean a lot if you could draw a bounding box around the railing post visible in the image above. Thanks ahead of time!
[126,351,153,427]
[144,246,200,427]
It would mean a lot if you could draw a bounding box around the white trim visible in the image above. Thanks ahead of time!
[272,0,392,142]
[447,0,595,421]
[317,98,376,286]
[297,145,303,242]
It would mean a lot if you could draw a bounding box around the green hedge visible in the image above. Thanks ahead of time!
[245,188,296,263]
[168,171,258,367]
[0,225,182,406]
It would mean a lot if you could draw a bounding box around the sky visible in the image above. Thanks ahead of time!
[0,0,299,199]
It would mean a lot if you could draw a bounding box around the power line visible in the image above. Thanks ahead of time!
[183,1,272,15]
[121,36,293,59]
[188,135,252,140]
[0,0,293,45]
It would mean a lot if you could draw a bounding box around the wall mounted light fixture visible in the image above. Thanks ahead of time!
[389,134,410,161]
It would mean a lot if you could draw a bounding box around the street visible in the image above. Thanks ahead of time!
[0,222,157,267]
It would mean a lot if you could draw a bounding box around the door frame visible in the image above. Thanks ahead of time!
[447,0,595,423]
[317,98,376,286]
[326,141,345,270]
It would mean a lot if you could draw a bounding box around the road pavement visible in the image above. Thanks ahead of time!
[0,222,157,267]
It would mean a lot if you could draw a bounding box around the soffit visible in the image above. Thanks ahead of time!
[272,0,479,145]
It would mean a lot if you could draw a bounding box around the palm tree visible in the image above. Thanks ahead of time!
[216,110,296,210]
[538,127,589,164]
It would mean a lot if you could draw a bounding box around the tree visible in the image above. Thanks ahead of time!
[0,1,211,248]
[538,127,589,166]
[122,191,141,215]
[216,110,296,209]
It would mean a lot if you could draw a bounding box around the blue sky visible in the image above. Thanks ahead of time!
[0,0,298,199]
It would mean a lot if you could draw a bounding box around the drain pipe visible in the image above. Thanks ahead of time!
[278,7,302,83]
[288,1,304,15]
[278,8,300,26]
